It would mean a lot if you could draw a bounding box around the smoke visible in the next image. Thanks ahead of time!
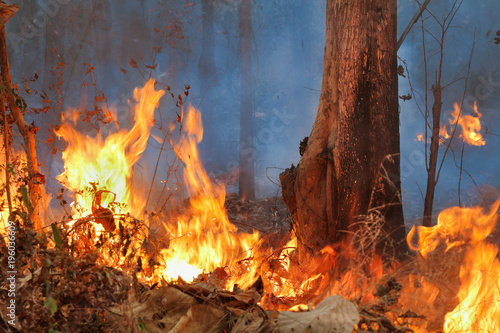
[4,0,499,224]
[398,0,500,223]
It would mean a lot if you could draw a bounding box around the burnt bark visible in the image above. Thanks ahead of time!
[238,0,255,200]
[287,0,407,260]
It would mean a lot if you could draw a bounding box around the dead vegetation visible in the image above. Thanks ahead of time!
[2,193,500,332]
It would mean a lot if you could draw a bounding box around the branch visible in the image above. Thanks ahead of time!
[397,0,433,50]
[0,25,43,228]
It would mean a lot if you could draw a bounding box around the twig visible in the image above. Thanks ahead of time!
[146,116,168,209]
[397,0,433,50]
[458,140,464,207]
[436,33,475,184]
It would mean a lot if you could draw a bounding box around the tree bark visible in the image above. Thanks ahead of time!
[0,26,43,229]
[238,0,255,200]
[290,0,407,260]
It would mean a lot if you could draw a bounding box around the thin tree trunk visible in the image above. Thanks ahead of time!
[422,85,442,226]
[198,0,218,168]
[291,0,407,260]
[238,0,255,200]
[0,26,43,229]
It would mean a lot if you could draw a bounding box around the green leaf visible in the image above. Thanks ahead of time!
[49,329,62,333]
[51,223,62,249]
[137,317,147,331]
[45,296,58,315]
[20,185,32,212]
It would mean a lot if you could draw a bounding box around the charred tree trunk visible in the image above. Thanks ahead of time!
[238,0,255,200]
[0,26,43,230]
[287,0,407,260]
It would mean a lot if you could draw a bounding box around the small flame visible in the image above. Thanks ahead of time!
[448,102,485,146]
[417,102,484,146]
[439,125,450,139]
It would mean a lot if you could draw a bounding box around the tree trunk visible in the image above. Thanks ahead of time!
[198,0,219,169]
[238,0,255,200]
[289,0,407,260]
[422,84,442,227]
[0,26,43,230]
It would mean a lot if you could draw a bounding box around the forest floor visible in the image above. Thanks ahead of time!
[0,196,295,332]
[1,196,418,333]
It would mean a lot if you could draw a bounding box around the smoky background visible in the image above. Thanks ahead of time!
[4,0,500,226]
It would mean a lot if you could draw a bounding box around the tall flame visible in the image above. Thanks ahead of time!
[408,199,500,332]
[56,79,165,219]
[155,104,260,283]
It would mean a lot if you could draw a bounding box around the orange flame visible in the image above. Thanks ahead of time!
[408,199,500,331]
[56,81,260,284]
[154,104,260,283]
[448,102,485,146]
[440,125,450,139]
[417,102,484,146]
[56,79,165,221]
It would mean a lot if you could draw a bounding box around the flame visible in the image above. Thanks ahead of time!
[439,125,450,139]
[417,102,484,146]
[448,102,485,146]
[54,79,500,331]
[56,81,260,284]
[56,79,165,220]
[408,199,500,332]
[154,104,260,283]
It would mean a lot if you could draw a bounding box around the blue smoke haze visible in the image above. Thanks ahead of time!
[5,0,500,226]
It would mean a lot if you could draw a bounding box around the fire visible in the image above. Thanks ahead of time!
[448,102,485,146]
[439,125,450,139]
[56,80,261,284]
[408,198,500,332]
[56,79,165,221]
[417,102,485,146]
[53,77,500,331]
[155,104,260,283]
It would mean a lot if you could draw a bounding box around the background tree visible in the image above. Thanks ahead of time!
[238,0,255,200]
[282,0,407,259]
[198,0,219,169]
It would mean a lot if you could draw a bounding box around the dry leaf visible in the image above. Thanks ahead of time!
[277,295,359,333]
[169,303,227,333]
